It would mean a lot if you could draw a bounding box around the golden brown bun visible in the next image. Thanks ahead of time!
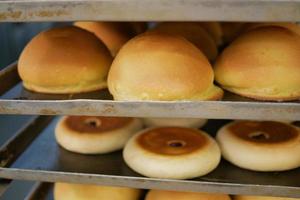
[108,32,223,101]
[198,22,223,46]
[220,22,246,44]
[245,22,300,36]
[55,116,143,154]
[146,190,231,200]
[123,127,221,179]
[235,195,300,200]
[215,27,300,101]
[143,118,207,128]
[18,26,112,94]
[154,22,218,61]
[54,182,141,200]
[74,22,136,56]
[216,121,300,171]
[130,22,148,34]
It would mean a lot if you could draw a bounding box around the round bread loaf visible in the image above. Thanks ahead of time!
[234,195,300,200]
[215,27,300,101]
[130,22,148,34]
[245,22,300,36]
[198,22,223,46]
[154,22,218,61]
[18,26,112,94]
[54,182,141,200]
[55,116,143,154]
[216,121,300,171]
[143,118,207,128]
[108,32,223,101]
[146,190,231,200]
[123,127,221,179]
[220,22,245,44]
[74,22,136,56]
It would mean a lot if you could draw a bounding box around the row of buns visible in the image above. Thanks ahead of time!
[55,116,300,179]
[54,182,299,200]
[17,22,300,101]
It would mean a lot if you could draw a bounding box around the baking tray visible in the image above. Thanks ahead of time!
[0,63,299,121]
[1,0,300,22]
[0,117,299,197]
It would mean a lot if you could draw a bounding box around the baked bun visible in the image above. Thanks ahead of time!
[74,22,136,56]
[154,22,218,61]
[143,118,207,128]
[146,190,231,200]
[18,26,112,94]
[245,22,300,36]
[220,22,245,44]
[108,32,223,101]
[54,182,141,200]
[234,195,300,200]
[123,127,221,179]
[214,27,300,101]
[130,22,148,34]
[198,22,223,46]
[55,116,143,154]
[216,121,300,171]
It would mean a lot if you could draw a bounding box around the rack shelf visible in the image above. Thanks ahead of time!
[0,63,299,120]
[1,0,300,22]
[0,117,299,198]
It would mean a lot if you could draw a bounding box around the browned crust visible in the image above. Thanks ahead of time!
[228,121,299,144]
[137,127,208,156]
[63,116,133,133]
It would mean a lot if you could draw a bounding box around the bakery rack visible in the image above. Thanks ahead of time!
[0,0,300,199]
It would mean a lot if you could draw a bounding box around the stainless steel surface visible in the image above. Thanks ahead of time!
[1,0,300,22]
[0,181,41,200]
[0,116,52,167]
[0,64,300,120]
[0,118,299,197]
[26,182,53,200]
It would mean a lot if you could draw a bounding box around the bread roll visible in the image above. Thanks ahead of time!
[198,22,223,46]
[154,22,218,61]
[220,22,246,44]
[143,118,207,128]
[215,27,300,101]
[146,190,231,200]
[54,182,141,200]
[123,127,221,179]
[55,116,143,154]
[108,32,223,101]
[235,195,300,200]
[130,22,148,34]
[216,121,300,171]
[18,26,112,94]
[245,22,300,36]
[74,22,136,56]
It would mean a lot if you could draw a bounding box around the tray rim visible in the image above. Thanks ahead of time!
[0,168,299,198]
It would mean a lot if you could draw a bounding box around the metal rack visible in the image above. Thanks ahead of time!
[0,0,300,198]
[0,63,299,120]
[1,0,300,22]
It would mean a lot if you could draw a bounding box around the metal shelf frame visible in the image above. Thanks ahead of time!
[0,0,300,22]
[1,1,300,197]
[0,63,299,120]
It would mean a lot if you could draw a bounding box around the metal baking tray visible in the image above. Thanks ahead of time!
[0,117,299,198]
[1,0,300,22]
[0,63,300,121]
